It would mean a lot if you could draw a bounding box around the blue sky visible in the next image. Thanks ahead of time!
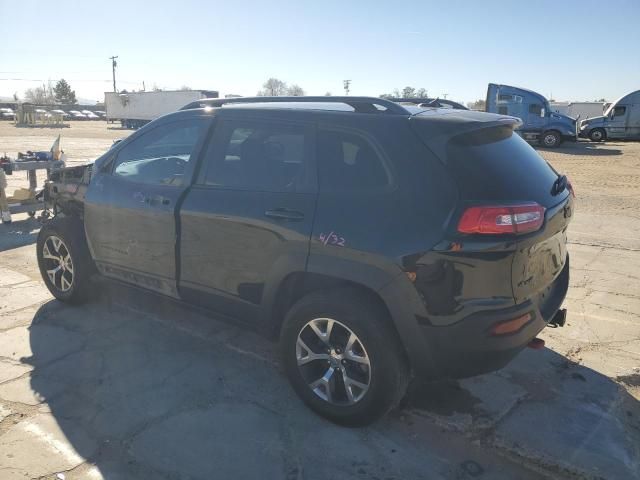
[1,0,638,104]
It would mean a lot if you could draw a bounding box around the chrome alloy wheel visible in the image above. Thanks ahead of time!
[296,318,371,405]
[42,235,74,292]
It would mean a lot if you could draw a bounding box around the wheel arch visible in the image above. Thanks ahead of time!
[268,271,394,336]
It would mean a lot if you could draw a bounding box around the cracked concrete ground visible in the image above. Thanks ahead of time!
[1,123,639,479]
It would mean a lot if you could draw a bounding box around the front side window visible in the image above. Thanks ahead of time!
[529,103,543,115]
[317,129,391,192]
[113,120,205,186]
[613,106,627,118]
[204,120,308,192]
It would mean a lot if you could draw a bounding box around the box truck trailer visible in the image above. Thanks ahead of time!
[105,90,218,128]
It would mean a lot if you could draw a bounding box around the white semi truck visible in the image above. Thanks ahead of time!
[105,90,218,128]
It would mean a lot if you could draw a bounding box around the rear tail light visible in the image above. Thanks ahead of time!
[567,179,575,197]
[458,203,545,235]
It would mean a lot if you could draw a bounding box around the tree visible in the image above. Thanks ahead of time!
[324,91,332,96]
[179,85,192,91]
[466,99,486,110]
[53,79,77,104]
[415,88,428,98]
[402,86,417,98]
[258,78,288,96]
[286,84,305,96]
[24,83,55,104]
[12,92,19,102]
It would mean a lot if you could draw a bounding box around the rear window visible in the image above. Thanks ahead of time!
[446,126,560,207]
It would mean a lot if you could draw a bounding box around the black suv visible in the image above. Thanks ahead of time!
[38,97,573,425]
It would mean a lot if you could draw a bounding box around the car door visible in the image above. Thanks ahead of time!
[526,102,546,131]
[179,115,317,322]
[84,116,211,297]
[607,105,628,138]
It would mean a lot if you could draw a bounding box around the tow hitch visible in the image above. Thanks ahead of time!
[549,308,567,328]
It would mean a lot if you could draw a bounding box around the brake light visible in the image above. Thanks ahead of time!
[458,203,545,235]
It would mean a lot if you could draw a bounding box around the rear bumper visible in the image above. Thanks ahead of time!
[380,255,569,379]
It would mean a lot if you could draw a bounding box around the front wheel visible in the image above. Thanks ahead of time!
[37,216,95,304]
[541,130,562,148]
[589,128,606,142]
[280,289,409,426]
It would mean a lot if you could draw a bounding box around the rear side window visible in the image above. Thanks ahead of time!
[203,120,310,192]
[317,129,391,192]
[446,126,560,207]
[498,94,523,103]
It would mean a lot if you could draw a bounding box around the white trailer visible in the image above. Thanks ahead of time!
[550,102,605,122]
[104,90,218,128]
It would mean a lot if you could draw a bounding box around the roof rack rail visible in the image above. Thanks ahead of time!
[388,97,468,110]
[180,96,410,115]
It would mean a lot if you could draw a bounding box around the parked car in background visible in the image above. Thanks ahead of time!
[69,110,87,120]
[51,109,70,119]
[95,110,107,118]
[39,96,573,426]
[84,111,100,120]
[485,83,576,148]
[579,89,640,141]
[0,107,15,120]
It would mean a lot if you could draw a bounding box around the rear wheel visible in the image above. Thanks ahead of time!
[37,216,95,304]
[541,130,561,148]
[589,128,606,142]
[280,289,409,426]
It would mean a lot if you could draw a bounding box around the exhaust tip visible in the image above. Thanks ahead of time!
[527,338,545,350]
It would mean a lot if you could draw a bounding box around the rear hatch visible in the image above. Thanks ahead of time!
[412,111,573,307]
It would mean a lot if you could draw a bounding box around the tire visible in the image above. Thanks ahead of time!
[541,130,562,148]
[280,288,409,426]
[589,128,606,142]
[37,216,96,304]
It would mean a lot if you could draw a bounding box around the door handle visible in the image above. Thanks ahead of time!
[264,208,304,221]
[145,195,171,206]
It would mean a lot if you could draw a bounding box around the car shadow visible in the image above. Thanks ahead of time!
[20,288,640,479]
[537,141,623,156]
[404,346,640,478]
[0,217,39,252]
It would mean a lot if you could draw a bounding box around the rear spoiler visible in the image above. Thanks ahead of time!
[410,113,522,161]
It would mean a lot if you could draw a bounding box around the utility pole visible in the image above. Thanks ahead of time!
[442,93,448,99]
[343,80,351,96]
[109,56,118,92]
